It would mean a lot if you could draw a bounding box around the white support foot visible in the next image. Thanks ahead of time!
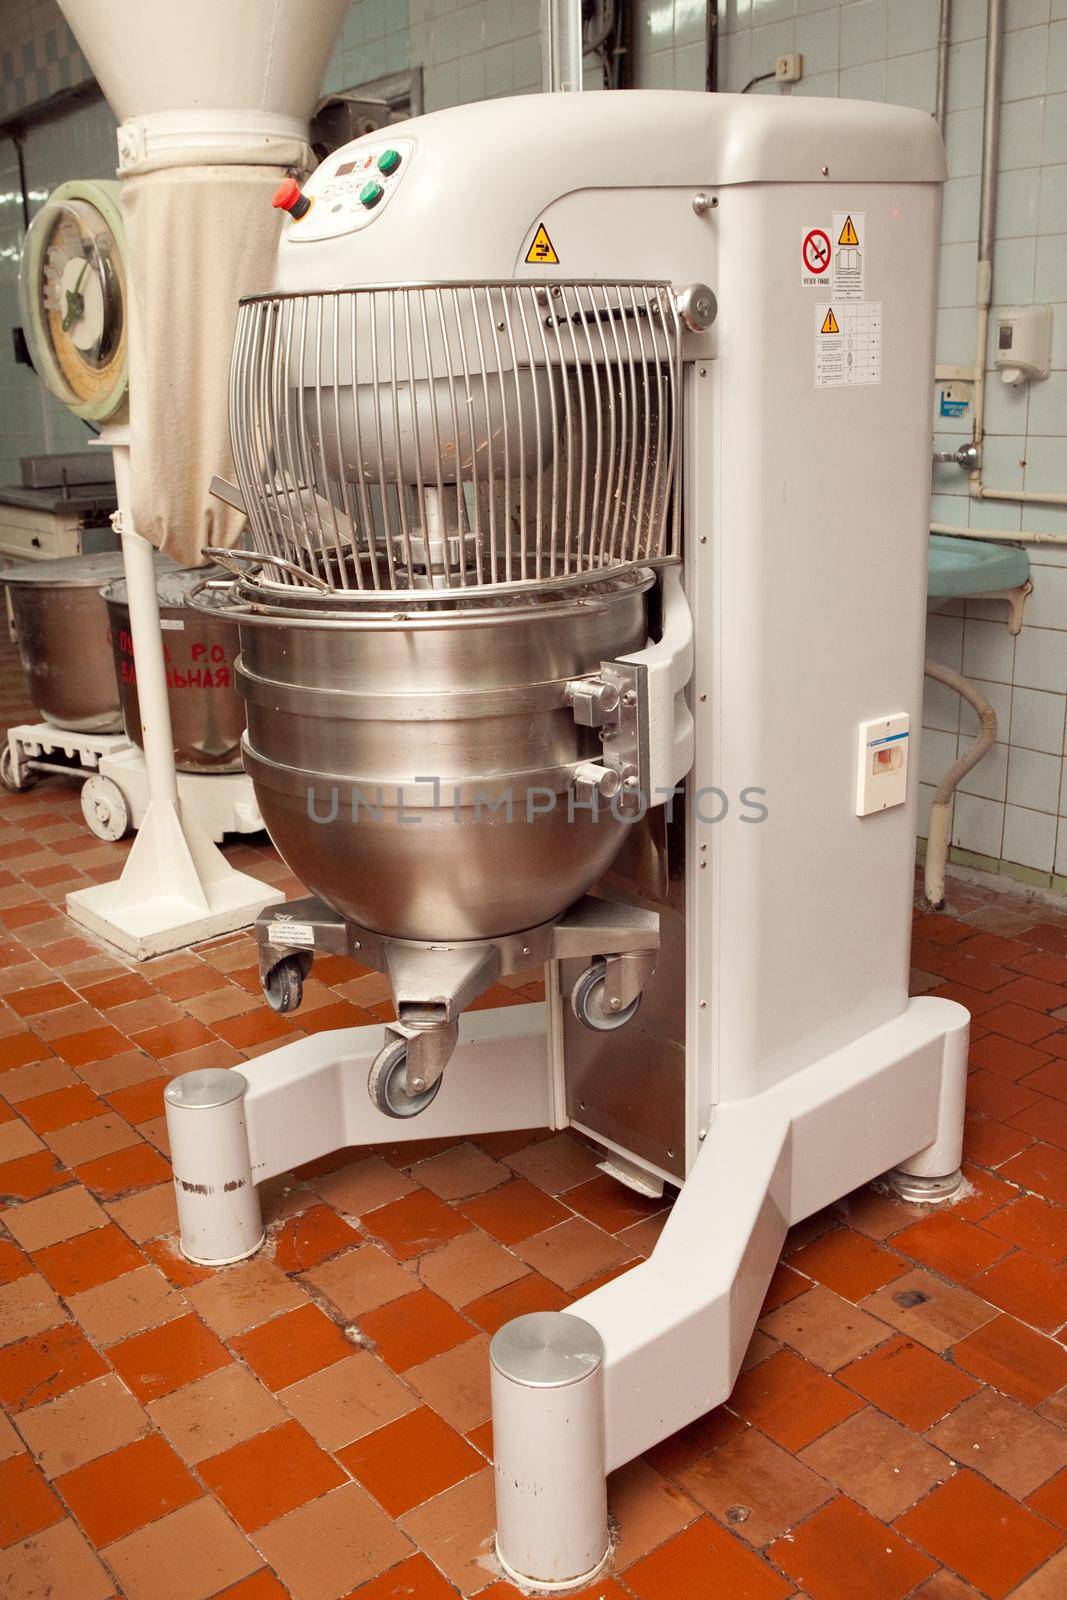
[164,1069,263,1264]
[491,1313,609,1592]
[489,994,970,1564]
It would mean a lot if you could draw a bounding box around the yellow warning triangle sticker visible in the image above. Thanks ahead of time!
[837,215,859,247]
[821,307,840,334]
[525,224,560,266]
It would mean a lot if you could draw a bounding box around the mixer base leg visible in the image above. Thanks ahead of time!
[489,995,969,1583]
[163,1005,551,1264]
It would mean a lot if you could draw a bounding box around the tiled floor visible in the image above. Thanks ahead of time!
[1,663,1066,1598]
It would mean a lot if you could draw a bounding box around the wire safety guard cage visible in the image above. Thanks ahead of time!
[228,280,683,600]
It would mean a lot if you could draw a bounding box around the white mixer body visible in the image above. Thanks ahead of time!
[254,90,947,1178]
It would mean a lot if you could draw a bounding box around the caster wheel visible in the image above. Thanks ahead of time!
[571,960,642,1032]
[80,775,130,841]
[368,1039,443,1120]
[263,954,305,1014]
[0,746,35,792]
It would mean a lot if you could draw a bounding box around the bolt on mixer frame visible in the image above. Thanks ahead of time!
[163,92,970,1593]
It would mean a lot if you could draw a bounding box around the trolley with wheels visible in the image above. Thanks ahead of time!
[256,894,659,1120]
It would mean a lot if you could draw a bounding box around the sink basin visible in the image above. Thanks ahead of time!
[928,533,1030,612]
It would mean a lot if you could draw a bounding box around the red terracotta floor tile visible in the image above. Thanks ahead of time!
[230,1302,353,1390]
[210,1572,293,1600]
[109,1312,232,1402]
[839,1334,978,1431]
[50,1023,128,1067]
[77,973,155,1010]
[0,1238,32,1285]
[0,1149,69,1199]
[104,1495,260,1600]
[788,1228,909,1301]
[927,1387,1067,1499]
[982,1003,1064,1045]
[896,1470,1064,1599]
[0,1515,114,1599]
[983,1194,1067,1263]
[0,1033,55,1071]
[678,1423,832,1545]
[457,1176,570,1245]
[271,1202,361,1273]
[6,981,77,1016]
[970,1034,1054,1081]
[464,1270,570,1335]
[411,1141,509,1202]
[728,1348,865,1451]
[199,1418,345,1530]
[1000,1141,1067,1204]
[132,1017,216,1059]
[16,1083,100,1133]
[104,1076,168,1126]
[772,1494,936,1600]
[0,1452,63,1547]
[566,1173,667,1233]
[346,1552,465,1599]
[624,1517,792,1600]
[972,1251,1067,1333]
[31,1221,144,1296]
[55,1431,202,1546]
[339,1404,482,1517]
[951,1312,1067,1407]
[1028,1466,1067,1529]
[143,1235,216,1289]
[890,1212,1012,1282]
[75,1141,171,1197]
[359,1288,476,1372]
[363,1189,473,1261]
[0,1323,107,1412]
[254,1481,412,1600]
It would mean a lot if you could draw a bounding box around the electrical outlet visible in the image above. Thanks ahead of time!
[775,53,803,83]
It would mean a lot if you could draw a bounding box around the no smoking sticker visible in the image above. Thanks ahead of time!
[801,226,831,288]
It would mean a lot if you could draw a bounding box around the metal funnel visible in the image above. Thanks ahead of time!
[57,0,346,125]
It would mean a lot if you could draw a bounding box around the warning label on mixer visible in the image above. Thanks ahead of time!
[525,224,559,265]
[831,211,865,300]
[814,301,882,388]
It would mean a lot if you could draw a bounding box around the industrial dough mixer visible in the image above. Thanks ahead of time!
[166,90,970,1590]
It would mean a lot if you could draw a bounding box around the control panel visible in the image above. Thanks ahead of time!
[281,138,413,243]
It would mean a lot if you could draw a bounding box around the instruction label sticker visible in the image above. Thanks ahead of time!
[815,302,882,388]
[831,211,865,300]
[269,920,315,948]
[800,226,832,287]
[525,223,559,265]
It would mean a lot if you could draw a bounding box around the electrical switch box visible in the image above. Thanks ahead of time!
[856,714,909,817]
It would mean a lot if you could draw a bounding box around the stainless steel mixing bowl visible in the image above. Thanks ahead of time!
[1,551,125,732]
[230,569,652,941]
[102,566,245,773]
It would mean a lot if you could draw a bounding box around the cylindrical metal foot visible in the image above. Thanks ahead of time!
[163,1069,264,1264]
[886,1166,965,1204]
[490,1312,609,1593]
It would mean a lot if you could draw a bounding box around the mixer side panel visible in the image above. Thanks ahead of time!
[707,177,940,1104]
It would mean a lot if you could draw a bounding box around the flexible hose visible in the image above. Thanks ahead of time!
[922,659,998,908]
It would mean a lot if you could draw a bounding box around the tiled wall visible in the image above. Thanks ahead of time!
[718,0,1067,890]
[4,0,1067,889]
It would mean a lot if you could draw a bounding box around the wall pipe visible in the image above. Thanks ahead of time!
[935,0,952,132]
[923,660,998,910]
[542,0,584,92]
[931,520,1067,547]
[958,0,1067,514]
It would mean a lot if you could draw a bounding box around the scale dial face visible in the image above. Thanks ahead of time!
[20,187,128,421]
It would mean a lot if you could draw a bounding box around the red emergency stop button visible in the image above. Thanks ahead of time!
[273,178,312,220]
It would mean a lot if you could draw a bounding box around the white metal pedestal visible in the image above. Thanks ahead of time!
[163,992,968,1591]
[63,431,280,959]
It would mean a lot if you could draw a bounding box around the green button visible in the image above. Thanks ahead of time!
[360,181,384,209]
[377,148,401,175]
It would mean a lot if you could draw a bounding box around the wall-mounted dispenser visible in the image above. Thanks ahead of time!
[995,305,1052,387]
